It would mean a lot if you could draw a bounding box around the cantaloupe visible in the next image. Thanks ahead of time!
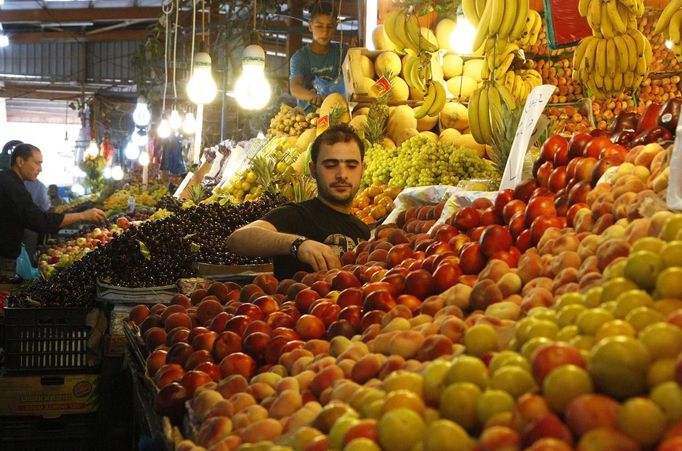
[375,52,402,77]
[463,59,485,81]
[349,115,368,136]
[383,137,397,149]
[436,19,456,51]
[353,107,370,117]
[319,93,350,123]
[390,77,410,102]
[414,107,439,131]
[446,76,477,99]
[387,105,418,143]
[439,102,469,131]
[358,55,375,79]
[395,128,420,145]
[295,128,317,152]
[455,133,486,157]
[372,25,397,51]
[439,128,462,146]
[420,131,439,142]
[409,86,425,101]
[443,53,464,79]
[361,77,377,96]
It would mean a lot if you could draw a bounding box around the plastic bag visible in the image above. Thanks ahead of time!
[15,244,41,280]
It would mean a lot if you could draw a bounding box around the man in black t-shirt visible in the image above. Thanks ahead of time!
[227,125,370,280]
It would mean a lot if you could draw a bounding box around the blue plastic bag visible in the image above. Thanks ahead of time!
[16,244,41,280]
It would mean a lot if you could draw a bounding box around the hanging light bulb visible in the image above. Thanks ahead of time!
[666,40,674,50]
[138,151,150,166]
[132,96,152,126]
[132,129,148,147]
[71,183,85,196]
[235,45,272,110]
[157,118,172,138]
[187,49,218,105]
[85,139,99,159]
[183,112,196,135]
[169,109,182,129]
[103,166,112,179]
[450,16,477,55]
[111,165,124,181]
[124,142,141,160]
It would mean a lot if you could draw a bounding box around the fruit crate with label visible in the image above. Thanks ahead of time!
[2,304,98,374]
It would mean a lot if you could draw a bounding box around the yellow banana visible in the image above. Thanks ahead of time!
[395,12,417,54]
[623,71,635,88]
[653,0,682,36]
[616,2,632,29]
[588,0,602,30]
[529,11,542,45]
[383,9,405,53]
[473,0,493,53]
[510,0,529,41]
[669,10,682,44]
[595,39,607,77]
[633,74,644,89]
[613,35,629,74]
[606,0,626,34]
[503,70,515,91]
[600,3,615,39]
[496,83,516,111]
[498,0,517,39]
[512,74,524,100]
[403,55,418,89]
[403,14,423,54]
[427,80,447,117]
[487,85,504,134]
[620,33,638,72]
[594,72,604,89]
[477,84,492,145]
[496,43,520,67]
[606,38,617,79]
[495,53,515,79]
[462,0,480,26]
[414,82,437,119]
[572,36,592,72]
[489,0,505,36]
[578,0,590,17]
[627,28,644,56]
[468,88,484,144]
[475,0,487,20]
[613,71,623,92]
[643,38,652,69]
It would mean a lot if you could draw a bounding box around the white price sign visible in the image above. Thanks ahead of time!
[667,112,682,210]
[499,85,557,191]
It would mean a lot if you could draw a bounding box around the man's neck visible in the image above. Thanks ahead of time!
[11,167,24,181]
[309,41,331,55]
[317,195,351,214]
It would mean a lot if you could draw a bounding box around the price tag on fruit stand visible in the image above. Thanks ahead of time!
[173,172,194,198]
[316,115,330,136]
[499,84,557,191]
[370,76,392,98]
[667,113,682,210]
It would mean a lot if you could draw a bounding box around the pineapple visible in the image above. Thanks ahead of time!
[489,102,523,177]
[364,93,390,145]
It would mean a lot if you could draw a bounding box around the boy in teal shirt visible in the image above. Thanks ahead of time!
[289,2,348,113]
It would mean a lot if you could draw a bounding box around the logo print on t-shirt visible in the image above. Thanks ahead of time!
[324,234,359,257]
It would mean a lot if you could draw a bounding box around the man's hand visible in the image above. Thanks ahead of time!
[82,208,106,223]
[309,93,325,106]
[296,239,341,272]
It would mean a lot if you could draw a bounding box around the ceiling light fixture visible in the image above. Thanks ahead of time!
[0,34,9,48]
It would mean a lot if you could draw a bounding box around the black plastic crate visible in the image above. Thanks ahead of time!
[0,413,100,451]
[3,306,91,374]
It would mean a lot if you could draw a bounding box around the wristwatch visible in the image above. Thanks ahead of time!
[290,236,308,257]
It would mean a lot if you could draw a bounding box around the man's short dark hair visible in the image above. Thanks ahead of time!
[310,2,336,20]
[10,144,40,167]
[311,124,365,163]
[2,140,23,154]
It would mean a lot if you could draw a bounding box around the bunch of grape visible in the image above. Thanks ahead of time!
[361,143,397,188]
[17,194,286,306]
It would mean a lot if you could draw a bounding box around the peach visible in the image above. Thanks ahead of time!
[351,353,386,384]
[196,416,233,448]
[595,239,631,272]
[564,394,620,437]
[309,364,344,397]
[295,370,316,392]
[438,316,467,343]
[415,334,454,361]
[441,283,472,310]
[312,400,357,433]
[304,339,330,356]
[575,427,640,451]
[478,425,521,451]
[521,278,554,296]
[470,279,504,311]
[549,251,582,277]
[497,272,523,297]
[378,355,406,380]
[551,268,579,293]
[517,253,545,285]
[520,287,554,313]
[522,413,573,447]
[419,295,446,316]
[246,382,276,402]
[216,374,248,399]
[269,389,303,419]
[388,330,426,359]
[239,418,283,443]
[479,259,511,283]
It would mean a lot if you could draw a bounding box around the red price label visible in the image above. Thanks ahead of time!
[370,76,392,97]
[316,115,330,136]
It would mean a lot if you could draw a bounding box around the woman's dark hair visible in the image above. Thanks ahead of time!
[310,124,365,163]
[10,143,40,167]
[310,1,336,20]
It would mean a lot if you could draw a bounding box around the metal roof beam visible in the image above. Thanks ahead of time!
[9,29,148,43]
[0,7,161,23]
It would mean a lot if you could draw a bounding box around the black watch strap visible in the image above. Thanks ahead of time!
[290,236,308,257]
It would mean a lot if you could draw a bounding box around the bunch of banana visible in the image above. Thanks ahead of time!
[572,30,652,99]
[481,40,522,81]
[468,81,516,145]
[652,0,682,63]
[402,53,432,92]
[413,80,447,119]
[516,10,543,46]
[502,69,542,103]
[468,0,532,53]
[578,0,644,38]
[384,8,439,56]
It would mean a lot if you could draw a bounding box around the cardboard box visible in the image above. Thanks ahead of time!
[0,373,99,417]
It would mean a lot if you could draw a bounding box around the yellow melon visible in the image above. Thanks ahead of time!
[439,128,462,146]
[455,133,486,157]
[395,128,420,145]
[414,107,439,131]
[409,86,425,101]
[295,128,317,152]
[383,137,397,149]
[436,19,456,51]
[358,55,375,79]
[390,77,410,102]
[353,107,370,117]
[349,115,368,136]
[361,77,378,96]
[463,59,485,81]
[446,76,477,99]
[387,105,418,142]
[443,53,464,79]
[319,93,350,123]
[420,131,439,142]
[372,25,397,51]
[439,102,469,131]
[375,52,402,77]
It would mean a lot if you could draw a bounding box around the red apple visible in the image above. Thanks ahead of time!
[405,269,436,300]
[295,314,326,340]
[219,352,256,379]
[479,225,513,257]
[459,242,486,275]
[452,206,481,230]
[212,330,242,361]
[154,381,188,424]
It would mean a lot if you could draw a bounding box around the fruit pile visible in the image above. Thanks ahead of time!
[17,194,285,306]
[102,185,168,213]
[267,105,318,138]
[362,135,498,189]
[351,183,402,225]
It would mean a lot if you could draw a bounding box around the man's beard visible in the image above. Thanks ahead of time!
[317,181,356,207]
